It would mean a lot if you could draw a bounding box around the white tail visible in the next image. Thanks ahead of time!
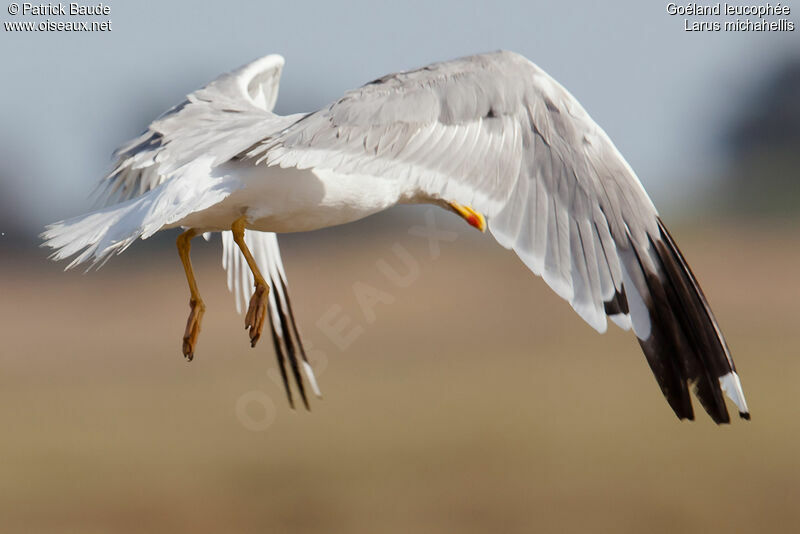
[42,159,234,269]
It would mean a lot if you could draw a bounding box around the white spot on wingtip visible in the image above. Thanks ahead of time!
[303,361,322,398]
[609,313,632,331]
[719,371,749,415]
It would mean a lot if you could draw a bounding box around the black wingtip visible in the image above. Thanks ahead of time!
[263,273,312,411]
[739,411,751,421]
[275,275,311,411]
[655,218,739,423]
[267,311,295,408]
[620,218,745,423]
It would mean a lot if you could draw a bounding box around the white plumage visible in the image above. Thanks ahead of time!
[42,51,748,421]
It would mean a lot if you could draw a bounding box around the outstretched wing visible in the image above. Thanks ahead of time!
[43,54,301,268]
[247,50,748,422]
[95,53,299,206]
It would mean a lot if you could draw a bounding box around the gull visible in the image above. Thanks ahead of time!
[42,51,749,421]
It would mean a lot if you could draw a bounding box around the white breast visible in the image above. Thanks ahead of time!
[173,161,410,233]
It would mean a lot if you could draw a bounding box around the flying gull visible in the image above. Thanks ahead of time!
[42,51,749,422]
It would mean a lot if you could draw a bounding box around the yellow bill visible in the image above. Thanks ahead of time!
[449,202,486,232]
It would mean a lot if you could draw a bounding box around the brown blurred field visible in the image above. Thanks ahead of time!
[1,214,799,533]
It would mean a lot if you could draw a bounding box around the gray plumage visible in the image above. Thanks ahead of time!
[250,51,657,333]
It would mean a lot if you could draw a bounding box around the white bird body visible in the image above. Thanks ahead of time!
[170,163,418,234]
[42,51,749,422]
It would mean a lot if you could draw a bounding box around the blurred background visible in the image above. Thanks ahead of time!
[1,1,799,532]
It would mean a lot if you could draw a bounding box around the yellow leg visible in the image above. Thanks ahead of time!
[177,229,205,361]
[231,216,270,347]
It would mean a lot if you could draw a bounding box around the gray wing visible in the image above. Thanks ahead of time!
[248,50,748,422]
[95,53,299,205]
